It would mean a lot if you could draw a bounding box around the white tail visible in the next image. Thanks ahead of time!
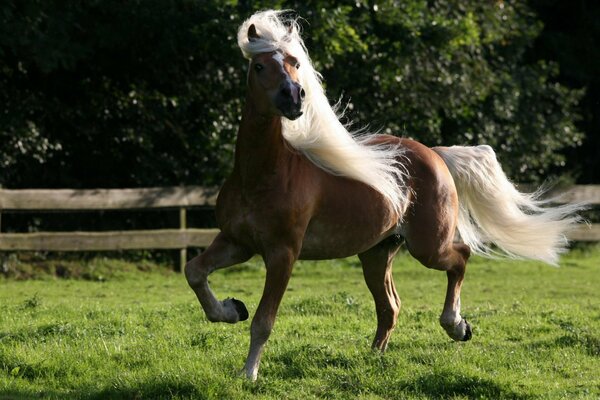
[433,145,583,265]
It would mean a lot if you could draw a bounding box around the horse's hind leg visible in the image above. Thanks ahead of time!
[358,235,403,351]
[405,217,472,341]
[403,147,472,341]
[427,243,472,341]
[185,233,252,323]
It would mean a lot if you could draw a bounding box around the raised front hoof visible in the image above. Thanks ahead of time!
[444,318,473,342]
[230,298,249,321]
[220,297,248,323]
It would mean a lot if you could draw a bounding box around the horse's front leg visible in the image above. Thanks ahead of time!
[185,232,253,323]
[243,247,296,381]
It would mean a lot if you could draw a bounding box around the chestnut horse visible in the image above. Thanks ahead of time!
[185,11,581,380]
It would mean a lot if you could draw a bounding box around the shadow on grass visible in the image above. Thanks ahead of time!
[267,344,530,399]
[82,380,203,400]
[0,389,66,400]
[532,317,600,357]
[1,370,533,399]
[1,377,221,400]
[554,333,600,356]
[393,372,532,400]
[0,383,203,400]
[270,343,356,379]
[323,367,532,399]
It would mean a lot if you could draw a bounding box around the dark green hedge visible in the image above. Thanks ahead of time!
[0,0,589,188]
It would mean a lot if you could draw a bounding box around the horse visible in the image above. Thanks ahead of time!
[184,10,581,381]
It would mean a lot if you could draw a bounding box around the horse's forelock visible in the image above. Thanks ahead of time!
[238,10,304,60]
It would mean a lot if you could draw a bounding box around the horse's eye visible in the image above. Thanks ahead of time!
[254,63,264,72]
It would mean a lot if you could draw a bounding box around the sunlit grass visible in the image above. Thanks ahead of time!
[1,247,599,399]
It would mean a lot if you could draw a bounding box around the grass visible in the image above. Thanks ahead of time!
[0,247,599,399]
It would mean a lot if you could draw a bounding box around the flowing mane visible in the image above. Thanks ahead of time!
[237,10,409,215]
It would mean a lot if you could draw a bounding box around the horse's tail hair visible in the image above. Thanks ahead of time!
[433,145,584,265]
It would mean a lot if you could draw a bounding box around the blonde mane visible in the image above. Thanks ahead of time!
[238,10,409,215]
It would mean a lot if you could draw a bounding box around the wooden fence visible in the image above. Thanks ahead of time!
[0,186,220,271]
[0,185,599,271]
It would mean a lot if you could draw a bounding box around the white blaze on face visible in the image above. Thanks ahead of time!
[272,51,285,68]
[273,51,300,105]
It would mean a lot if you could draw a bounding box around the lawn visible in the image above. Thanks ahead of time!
[0,247,599,399]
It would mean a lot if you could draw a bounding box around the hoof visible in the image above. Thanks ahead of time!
[442,317,473,342]
[239,367,258,382]
[461,319,472,341]
[230,298,249,321]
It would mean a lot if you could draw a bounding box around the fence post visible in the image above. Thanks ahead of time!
[179,206,187,272]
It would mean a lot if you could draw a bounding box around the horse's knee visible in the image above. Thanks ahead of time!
[251,315,274,343]
[184,257,207,288]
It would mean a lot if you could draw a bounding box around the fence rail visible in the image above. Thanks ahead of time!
[0,229,219,252]
[0,186,220,271]
[0,186,219,210]
[0,185,599,270]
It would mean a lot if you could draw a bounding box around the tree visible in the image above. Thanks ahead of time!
[302,0,584,182]
[0,0,585,189]
[528,0,600,184]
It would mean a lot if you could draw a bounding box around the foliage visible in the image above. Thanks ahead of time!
[0,250,599,398]
[305,0,584,181]
[528,0,600,183]
[0,0,244,188]
[0,0,586,188]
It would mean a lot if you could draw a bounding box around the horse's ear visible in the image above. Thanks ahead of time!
[248,24,260,41]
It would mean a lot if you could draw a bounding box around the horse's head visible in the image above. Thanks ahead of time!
[246,24,305,121]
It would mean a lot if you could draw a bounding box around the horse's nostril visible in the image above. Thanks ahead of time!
[300,88,306,99]
[280,86,291,96]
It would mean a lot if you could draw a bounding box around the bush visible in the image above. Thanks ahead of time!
[0,0,584,188]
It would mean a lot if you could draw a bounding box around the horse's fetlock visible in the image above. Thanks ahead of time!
[205,311,221,323]
[439,313,461,329]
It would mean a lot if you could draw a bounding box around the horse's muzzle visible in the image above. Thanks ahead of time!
[277,82,304,120]
[283,109,303,120]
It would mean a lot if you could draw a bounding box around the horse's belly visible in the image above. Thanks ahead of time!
[299,214,397,260]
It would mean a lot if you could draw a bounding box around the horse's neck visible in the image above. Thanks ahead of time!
[233,103,289,188]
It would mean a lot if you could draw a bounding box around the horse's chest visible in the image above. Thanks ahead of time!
[216,195,262,248]
[216,185,308,250]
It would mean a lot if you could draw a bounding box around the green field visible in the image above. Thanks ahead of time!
[1,248,599,399]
